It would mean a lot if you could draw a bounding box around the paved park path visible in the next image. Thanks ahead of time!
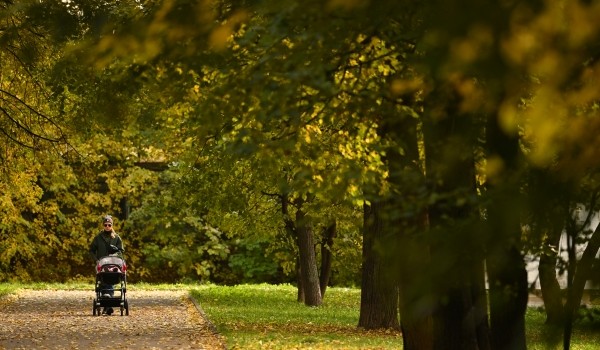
[0,290,225,350]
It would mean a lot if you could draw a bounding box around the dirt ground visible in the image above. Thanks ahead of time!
[0,289,226,350]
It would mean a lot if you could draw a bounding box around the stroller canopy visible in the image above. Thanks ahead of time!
[98,256,125,267]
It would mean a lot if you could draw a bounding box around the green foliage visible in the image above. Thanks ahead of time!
[228,238,286,284]
[326,224,362,287]
[121,167,232,283]
[1,0,413,288]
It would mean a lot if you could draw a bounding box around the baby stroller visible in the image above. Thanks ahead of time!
[92,252,129,316]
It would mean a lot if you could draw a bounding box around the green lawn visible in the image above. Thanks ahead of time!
[525,306,600,350]
[191,284,401,349]
[191,284,600,350]
[0,283,17,298]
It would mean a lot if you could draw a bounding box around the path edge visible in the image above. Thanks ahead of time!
[187,292,221,336]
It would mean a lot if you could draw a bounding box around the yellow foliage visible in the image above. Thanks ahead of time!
[522,87,567,167]
[498,99,520,135]
[450,24,493,65]
[485,156,505,185]
[565,1,600,47]
[210,11,249,51]
[326,0,367,11]
[390,77,423,96]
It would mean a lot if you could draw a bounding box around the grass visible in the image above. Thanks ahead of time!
[0,281,193,293]
[526,306,600,350]
[191,284,600,350]
[0,283,18,298]
[190,284,401,349]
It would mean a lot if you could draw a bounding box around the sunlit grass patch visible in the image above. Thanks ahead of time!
[12,282,92,290]
[127,282,194,290]
[0,281,198,296]
[191,284,401,349]
[0,283,18,299]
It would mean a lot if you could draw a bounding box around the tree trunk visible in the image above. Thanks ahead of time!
[425,233,488,350]
[539,229,565,325]
[381,110,434,349]
[397,217,433,350]
[486,247,528,350]
[319,221,336,297]
[422,81,487,350]
[296,258,305,303]
[432,287,479,350]
[296,208,322,306]
[280,193,306,303]
[528,167,572,325]
[119,197,130,220]
[358,200,400,329]
[472,259,492,350]
[486,105,528,350]
[565,209,600,339]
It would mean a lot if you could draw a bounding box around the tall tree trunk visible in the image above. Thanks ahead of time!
[472,260,491,350]
[428,215,486,350]
[564,216,577,350]
[396,212,434,350]
[296,208,322,306]
[528,167,572,325]
[564,203,600,349]
[423,82,487,350]
[119,197,130,220]
[486,247,528,350]
[281,193,305,302]
[568,197,600,311]
[381,105,434,349]
[486,106,528,350]
[358,200,400,329]
[296,258,305,303]
[539,229,565,325]
[319,221,336,297]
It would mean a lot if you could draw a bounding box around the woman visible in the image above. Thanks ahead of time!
[89,215,124,315]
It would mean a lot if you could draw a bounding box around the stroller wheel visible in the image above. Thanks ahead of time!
[125,300,129,316]
[92,299,97,316]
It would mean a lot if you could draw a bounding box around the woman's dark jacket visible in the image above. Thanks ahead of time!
[89,231,124,261]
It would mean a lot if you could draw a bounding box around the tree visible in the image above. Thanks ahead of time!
[13,0,600,348]
[358,199,400,329]
[485,102,528,350]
